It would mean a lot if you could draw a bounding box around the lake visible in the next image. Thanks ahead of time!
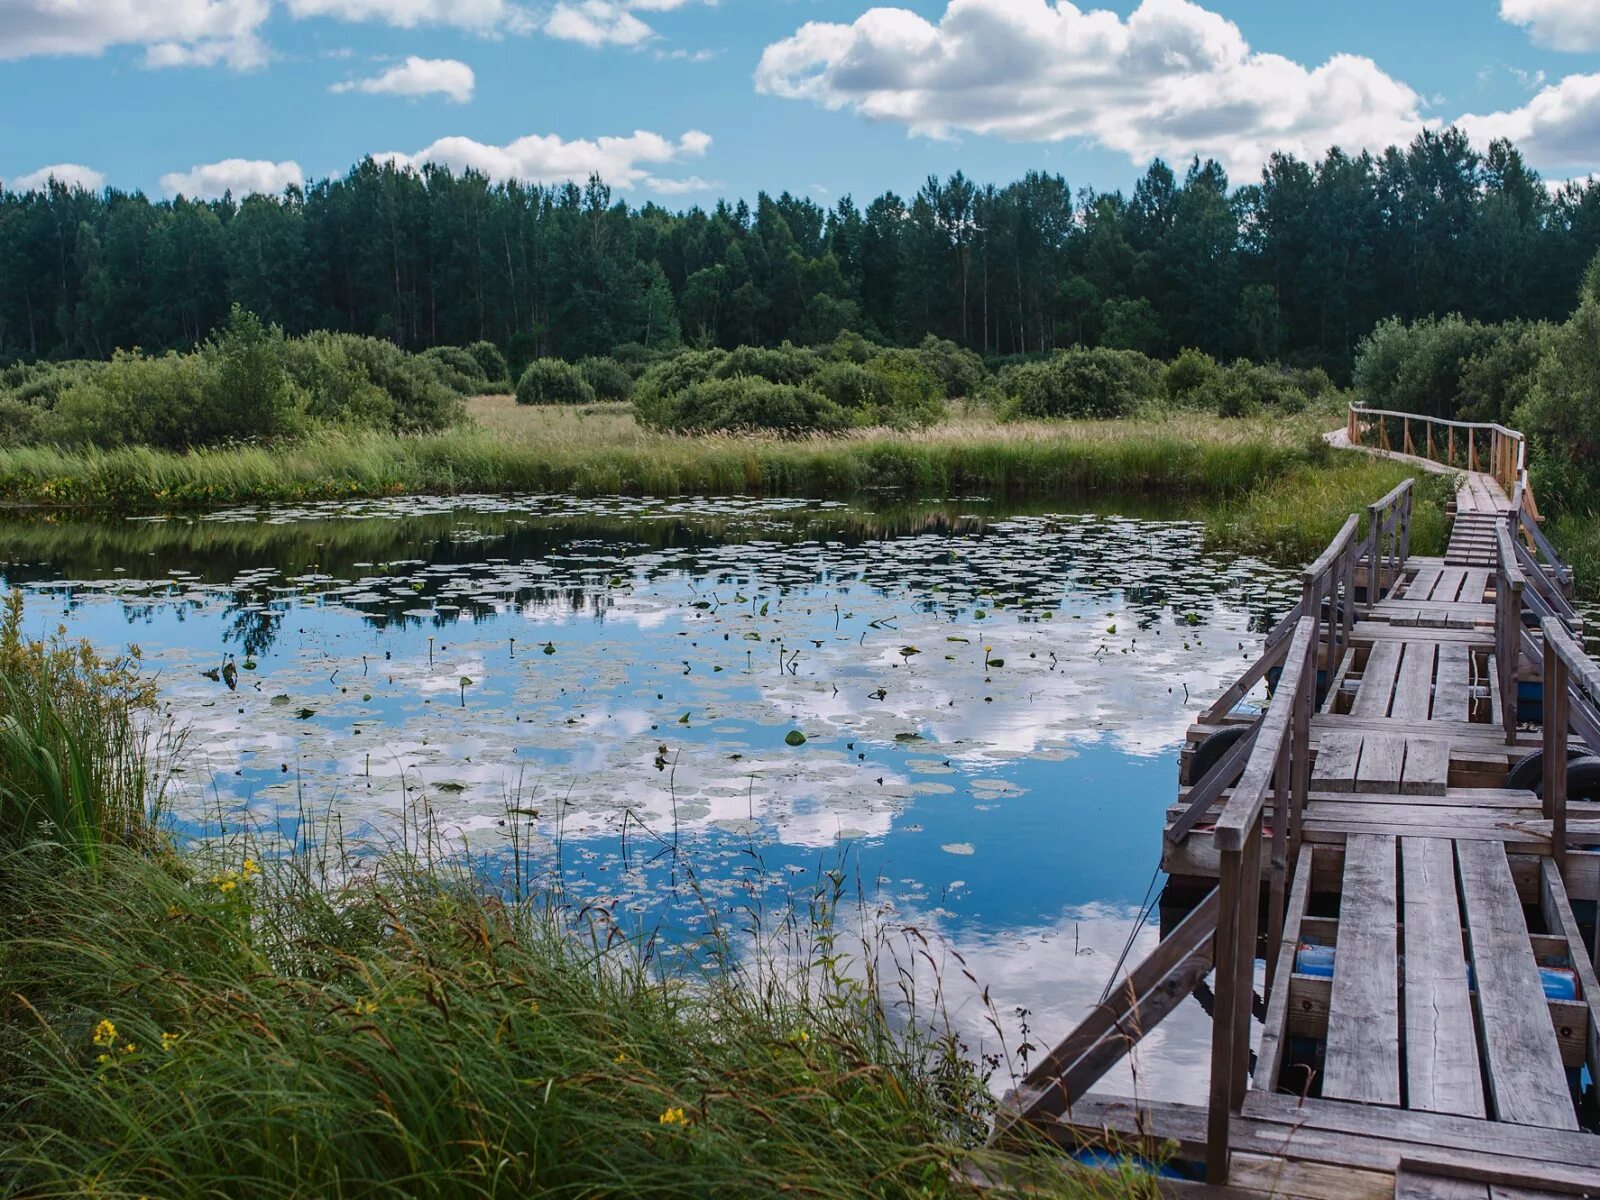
[0,493,1296,1101]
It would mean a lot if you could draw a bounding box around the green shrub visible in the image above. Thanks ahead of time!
[914,335,986,399]
[812,360,890,412]
[578,356,633,402]
[829,330,877,364]
[1515,296,1600,511]
[1002,347,1161,419]
[866,350,945,428]
[714,344,820,387]
[632,349,728,427]
[296,332,461,432]
[419,345,491,396]
[465,340,510,387]
[1163,348,1219,402]
[282,335,395,429]
[644,376,847,434]
[516,359,595,406]
[0,397,43,445]
[1194,361,1307,417]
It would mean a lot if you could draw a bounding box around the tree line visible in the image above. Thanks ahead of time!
[5,127,1599,379]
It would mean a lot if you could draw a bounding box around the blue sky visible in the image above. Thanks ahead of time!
[3,0,1599,206]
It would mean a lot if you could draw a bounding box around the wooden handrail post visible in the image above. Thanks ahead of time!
[1542,626,1569,878]
[1206,846,1241,1183]
[1448,425,1455,466]
[1497,570,1523,746]
[1469,430,1478,473]
[1399,488,1412,566]
[1426,422,1434,462]
[1365,504,1381,611]
[1403,417,1413,455]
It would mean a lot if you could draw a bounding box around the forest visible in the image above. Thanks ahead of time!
[4,127,1596,380]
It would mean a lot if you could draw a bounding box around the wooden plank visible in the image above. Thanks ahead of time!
[1410,565,1443,601]
[1392,643,1437,723]
[1254,847,1315,1094]
[1355,734,1406,793]
[1352,640,1403,718]
[1401,737,1452,797]
[1461,568,1492,605]
[1454,839,1578,1130]
[1433,643,1472,723]
[1432,567,1468,603]
[1401,838,1486,1118]
[1323,833,1401,1105]
[1310,731,1362,793]
[1537,858,1600,1083]
[1396,1168,1491,1200]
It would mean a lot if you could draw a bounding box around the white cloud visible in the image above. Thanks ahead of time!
[160,157,304,199]
[284,0,511,30]
[331,55,475,102]
[0,0,270,67]
[10,163,106,192]
[1501,0,1600,52]
[543,0,713,48]
[375,128,712,191]
[755,0,1430,179]
[1461,73,1600,173]
[545,1,653,46]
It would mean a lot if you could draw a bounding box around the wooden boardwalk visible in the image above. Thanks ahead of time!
[991,408,1600,1198]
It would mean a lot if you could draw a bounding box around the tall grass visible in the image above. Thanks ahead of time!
[1204,445,1456,565]
[0,592,161,864]
[0,401,1329,513]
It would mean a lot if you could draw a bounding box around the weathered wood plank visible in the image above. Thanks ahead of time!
[1401,838,1485,1118]
[1409,565,1443,602]
[1352,641,1403,718]
[1433,567,1468,603]
[1323,833,1401,1106]
[1310,731,1363,793]
[1401,737,1452,797]
[1432,643,1472,723]
[1455,839,1578,1130]
[1392,643,1437,723]
[1355,734,1406,793]
[1396,1168,1491,1200]
[1461,568,1492,605]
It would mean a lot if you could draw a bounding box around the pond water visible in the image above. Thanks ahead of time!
[1,494,1297,1101]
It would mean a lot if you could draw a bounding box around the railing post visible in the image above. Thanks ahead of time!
[1469,430,1478,473]
[1542,626,1569,879]
[1399,487,1411,567]
[1497,567,1523,746]
[1426,421,1434,462]
[1365,503,1381,611]
[1206,845,1241,1183]
[1448,425,1456,467]
[1348,405,1358,444]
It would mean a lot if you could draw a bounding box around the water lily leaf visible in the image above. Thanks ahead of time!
[784,730,806,746]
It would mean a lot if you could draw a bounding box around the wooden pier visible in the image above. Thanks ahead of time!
[992,406,1600,1197]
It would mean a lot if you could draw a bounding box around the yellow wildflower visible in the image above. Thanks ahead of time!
[96,1053,111,1065]
[121,1043,137,1055]
[658,1106,689,1127]
[793,1029,811,1047]
[352,999,379,1016]
[160,1032,179,1053]
[613,1052,628,1064]
[92,1019,117,1048]
[166,904,182,919]
[241,858,260,879]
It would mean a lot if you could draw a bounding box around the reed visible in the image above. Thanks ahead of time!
[0,400,1331,513]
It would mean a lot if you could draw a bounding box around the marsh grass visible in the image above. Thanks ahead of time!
[0,592,164,865]
[0,398,1333,512]
[1204,446,1456,565]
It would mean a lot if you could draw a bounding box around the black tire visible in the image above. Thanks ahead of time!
[1526,755,1600,802]
[1506,747,1589,792]
[1188,724,1253,788]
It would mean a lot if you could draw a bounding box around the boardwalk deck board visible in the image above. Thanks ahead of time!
[1454,839,1578,1130]
[1432,644,1472,722]
[1355,734,1406,793]
[1353,642,1403,718]
[1400,838,1485,1118]
[1400,737,1451,796]
[1323,833,1401,1106]
[1391,643,1436,723]
[1311,732,1363,793]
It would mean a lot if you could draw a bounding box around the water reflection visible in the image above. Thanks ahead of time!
[1,492,1295,1102]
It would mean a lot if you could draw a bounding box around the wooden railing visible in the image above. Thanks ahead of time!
[1495,517,1596,881]
[1205,614,1317,1182]
[1346,403,1538,516]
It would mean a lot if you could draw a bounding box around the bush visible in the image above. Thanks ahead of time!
[1193,361,1308,417]
[1353,315,1499,419]
[866,350,945,428]
[1002,347,1161,419]
[578,356,633,402]
[1163,348,1219,402]
[465,340,510,387]
[642,376,848,434]
[419,345,491,396]
[516,359,595,406]
[1515,297,1600,511]
[297,332,461,432]
[812,361,890,412]
[282,335,395,430]
[914,335,986,399]
[713,344,820,387]
[0,397,43,446]
[632,350,729,427]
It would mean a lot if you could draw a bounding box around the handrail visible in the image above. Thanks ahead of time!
[1347,402,1542,520]
[1205,613,1317,1182]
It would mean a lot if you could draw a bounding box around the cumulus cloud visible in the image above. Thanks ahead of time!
[160,157,304,199]
[0,0,269,67]
[10,163,106,192]
[284,0,512,30]
[375,128,713,191]
[1501,0,1600,52]
[331,56,475,102]
[543,0,713,48]
[755,0,1430,179]
[1461,73,1600,174]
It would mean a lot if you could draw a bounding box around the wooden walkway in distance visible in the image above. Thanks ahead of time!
[992,409,1600,1199]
